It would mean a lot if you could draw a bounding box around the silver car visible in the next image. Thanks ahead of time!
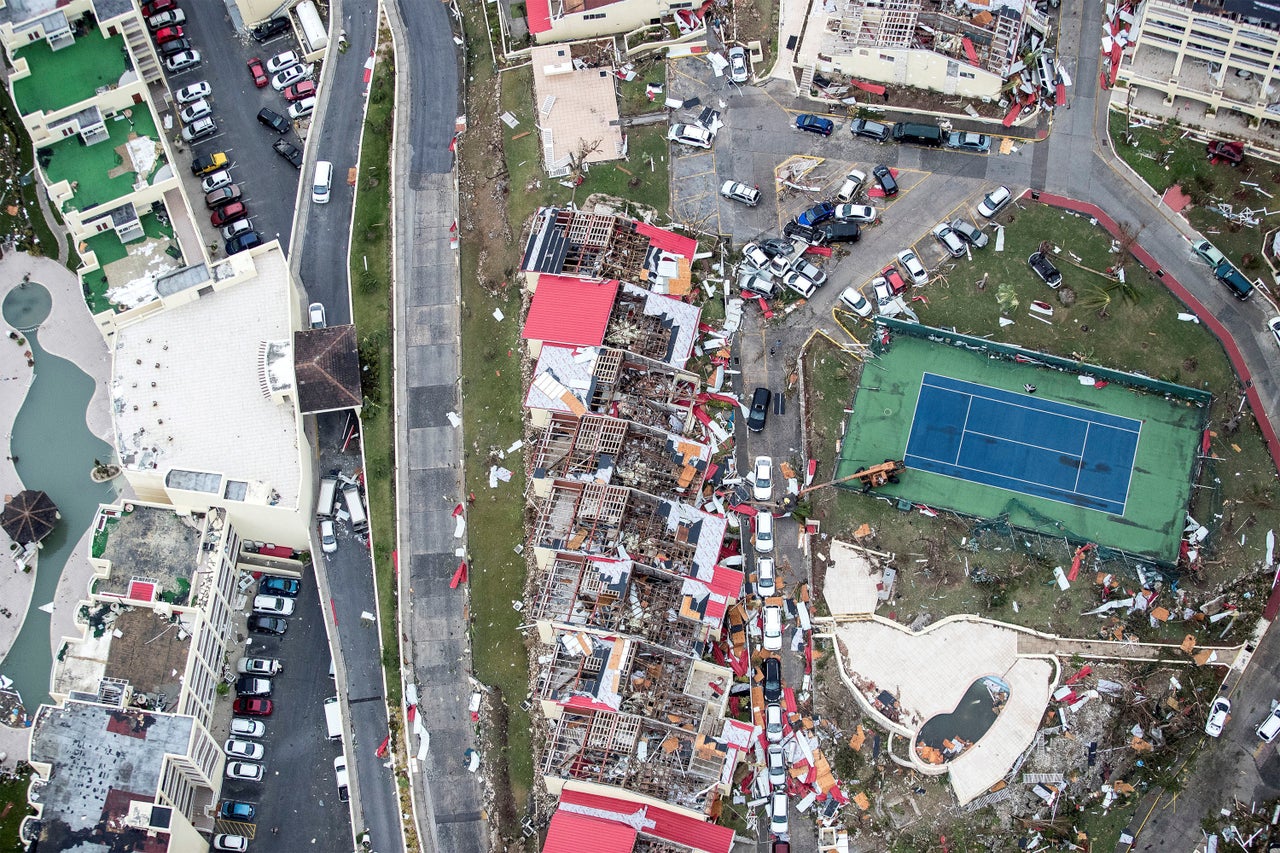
[727,46,750,84]
[668,123,712,149]
[253,594,295,616]
[932,222,967,258]
[789,256,827,288]
[897,249,928,286]
[720,180,760,206]
[949,218,989,249]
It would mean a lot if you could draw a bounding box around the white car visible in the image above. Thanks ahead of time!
[728,45,750,84]
[782,270,817,299]
[253,594,295,616]
[767,249,795,279]
[767,743,787,789]
[835,170,866,203]
[757,556,777,597]
[762,604,783,651]
[201,170,232,194]
[838,286,874,317]
[754,511,774,554]
[764,701,784,743]
[174,81,211,104]
[1257,706,1280,742]
[320,518,337,553]
[225,761,264,781]
[897,249,929,286]
[178,99,211,124]
[266,50,300,74]
[1192,238,1227,268]
[834,203,877,223]
[668,123,712,149]
[181,116,216,141]
[230,718,265,738]
[720,180,760,206]
[213,836,249,853]
[753,456,773,502]
[741,242,773,274]
[148,9,186,29]
[977,185,1012,218]
[272,63,314,91]
[1268,317,1280,348]
[224,738,265,760]
[288,96,317,119]
[870,275,893,305]
[164,50,202,72]
[1205,697,1231,737]
[309,302,327,329]
[770,789,788,836]
[931,222,966,258]
[237,656,282,676]
[221,219,254,241]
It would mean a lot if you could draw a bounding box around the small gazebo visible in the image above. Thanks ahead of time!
[2,489,60,545]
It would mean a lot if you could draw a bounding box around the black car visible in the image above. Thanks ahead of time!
[235,676,272,696]
[273,138,303,169]
[747,387,770,433]
[782,220,825,246]
[251,16,291,41]
[761,657,782,703]
[226,231,263,255]
[218,801,256,821]
[872,164,898,196]
[158,37,193,57]
[257,107,290,133]
[821,221,861,244]
[850,119,890,141]
[1027,252,1062,288]
[248,614,288,635]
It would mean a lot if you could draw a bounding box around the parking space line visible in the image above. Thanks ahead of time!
[678,168,717,180]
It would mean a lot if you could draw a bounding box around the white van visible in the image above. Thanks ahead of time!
[312,160,332,204]
[317,476,338,518]
[343,485,368,531]
[324,695,342,740]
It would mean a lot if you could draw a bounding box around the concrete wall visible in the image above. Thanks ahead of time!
[825,46,1003,99]
[537,0,694,44]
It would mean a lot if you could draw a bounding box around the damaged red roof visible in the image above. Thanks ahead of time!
[542,808,636,853]
[522,275,620,347]
[558,787,735,853]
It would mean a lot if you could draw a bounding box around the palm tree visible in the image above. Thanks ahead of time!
[1081,285,1114,318]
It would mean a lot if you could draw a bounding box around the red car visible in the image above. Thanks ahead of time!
[154,25,184,44]
[142,0,177,16]
[233,697,273,716]
[211,202,247,228]
[283,80,316,102]
[247,57,268,88]
[881,265,907,295]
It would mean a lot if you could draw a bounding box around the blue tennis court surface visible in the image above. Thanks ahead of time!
[904,373,1141,514]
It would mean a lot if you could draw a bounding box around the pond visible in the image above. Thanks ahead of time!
[915,675,1011,765]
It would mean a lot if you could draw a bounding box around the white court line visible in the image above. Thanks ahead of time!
[904,452,1128,515]
[921,373,1141,433]
[1073,422,1090,494]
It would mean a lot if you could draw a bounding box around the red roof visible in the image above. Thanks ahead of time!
[635,221,697,259]
[522,275,619,347]
[543,809,636,853]
[526,0,552,33]
[558,788,735,853]
[709,565,743,598]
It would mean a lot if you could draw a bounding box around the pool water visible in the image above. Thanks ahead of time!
[915,675,1011,764]
[1,281,53,331]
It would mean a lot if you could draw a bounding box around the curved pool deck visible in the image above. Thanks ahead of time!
[0,251,129,767]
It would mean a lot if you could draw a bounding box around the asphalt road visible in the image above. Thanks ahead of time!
[159,0,308,254]
[216,570,351,847]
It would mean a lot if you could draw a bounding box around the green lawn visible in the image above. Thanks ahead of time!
[0,766,32,852]
[41,107,164,214]
[11,31,126,116]
[617,62,667,116]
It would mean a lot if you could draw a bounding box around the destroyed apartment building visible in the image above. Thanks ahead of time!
[802,0,1053,103]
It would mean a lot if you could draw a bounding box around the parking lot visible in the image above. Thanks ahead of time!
[152,0,313,255]
[214,565,353,847]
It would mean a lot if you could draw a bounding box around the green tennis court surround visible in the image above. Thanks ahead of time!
[836,321,1208,563]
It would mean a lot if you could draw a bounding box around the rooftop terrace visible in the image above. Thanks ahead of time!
[92,504,204,605]
[40,105,166,215]
[55,606,192,708]
[12,31,130,116]
[80,208,182,315]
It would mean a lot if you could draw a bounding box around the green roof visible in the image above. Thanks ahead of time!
[12,33,128,116]
[41,106,166,214]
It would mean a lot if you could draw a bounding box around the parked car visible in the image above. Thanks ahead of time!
[1027,251,1063,288]
[932,222,966,257]
[739,269,776,298]
[668,123,712,149]
[174,81,210,104]
[747,387,770,432]
[782,220,824,245]
[234,676,272,697]
[147,9,186,29]
[1205,697,1231,737]
[742,242,772,273]
[720,180,760,206]
[728,45,750,83]
[251,16,292,41]
[164,50,201,72]
[796,201,835,228]
[191,152,227,176]
[763,603,783,650]
[223,738,265,760]
[881,265,907,295]
[210,202,247,228]
[761,656,782,702]
[795,114,834,136]
[225,762,264,782]
[834,203,876,223]
[897,249,928,286]
[226,232,262,255]
[272,63,313,91]
[260,576,300,597]
[217,800,256,821]
[288,97,317,119]
[141,0,177,16]
[230,718,265,738]
[246,57,268,88]
[753,456,773,502]
[764,702,784,743]
[835,170,866,203]
[308,301,327,328]
[872,164,898,196]
[755,511,774,554]
[946,131,990,153]
[838,286,873,317]
[247,613,287,635]
[159,38,194,58]
[1257,706,1280,742]
[153,25,184,44]
[232,697,273,716]
[850,118,890,141]
[257,107,290,133]
[1215,260,1254,299]
[870,274,893,305]
[273,139,303,168]
[182,116,217,142]
[790,257,827,287]
[977,185,1012,218]
[221,219,253,241]
[178,99,210,124]
[770,790,788,836]
[949,218,988,249]
[204,185,241,209]
[284,80,317,102]
[213,835,249,853]
[1192,238,1227,268]
[200,172,234,197]
[767,246,797,279]
[266,50,300,74]
[253,594,295,616]
[1269,317,1280,349]
[782,270,817,298]
[320,518,337,553]
[820,221,861,244]
[766,743,786,789]
[758,238,793,257]
[237,657,283,676]
[757,557,777,598]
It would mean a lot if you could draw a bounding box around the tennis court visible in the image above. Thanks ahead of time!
[905,374,1140,515]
